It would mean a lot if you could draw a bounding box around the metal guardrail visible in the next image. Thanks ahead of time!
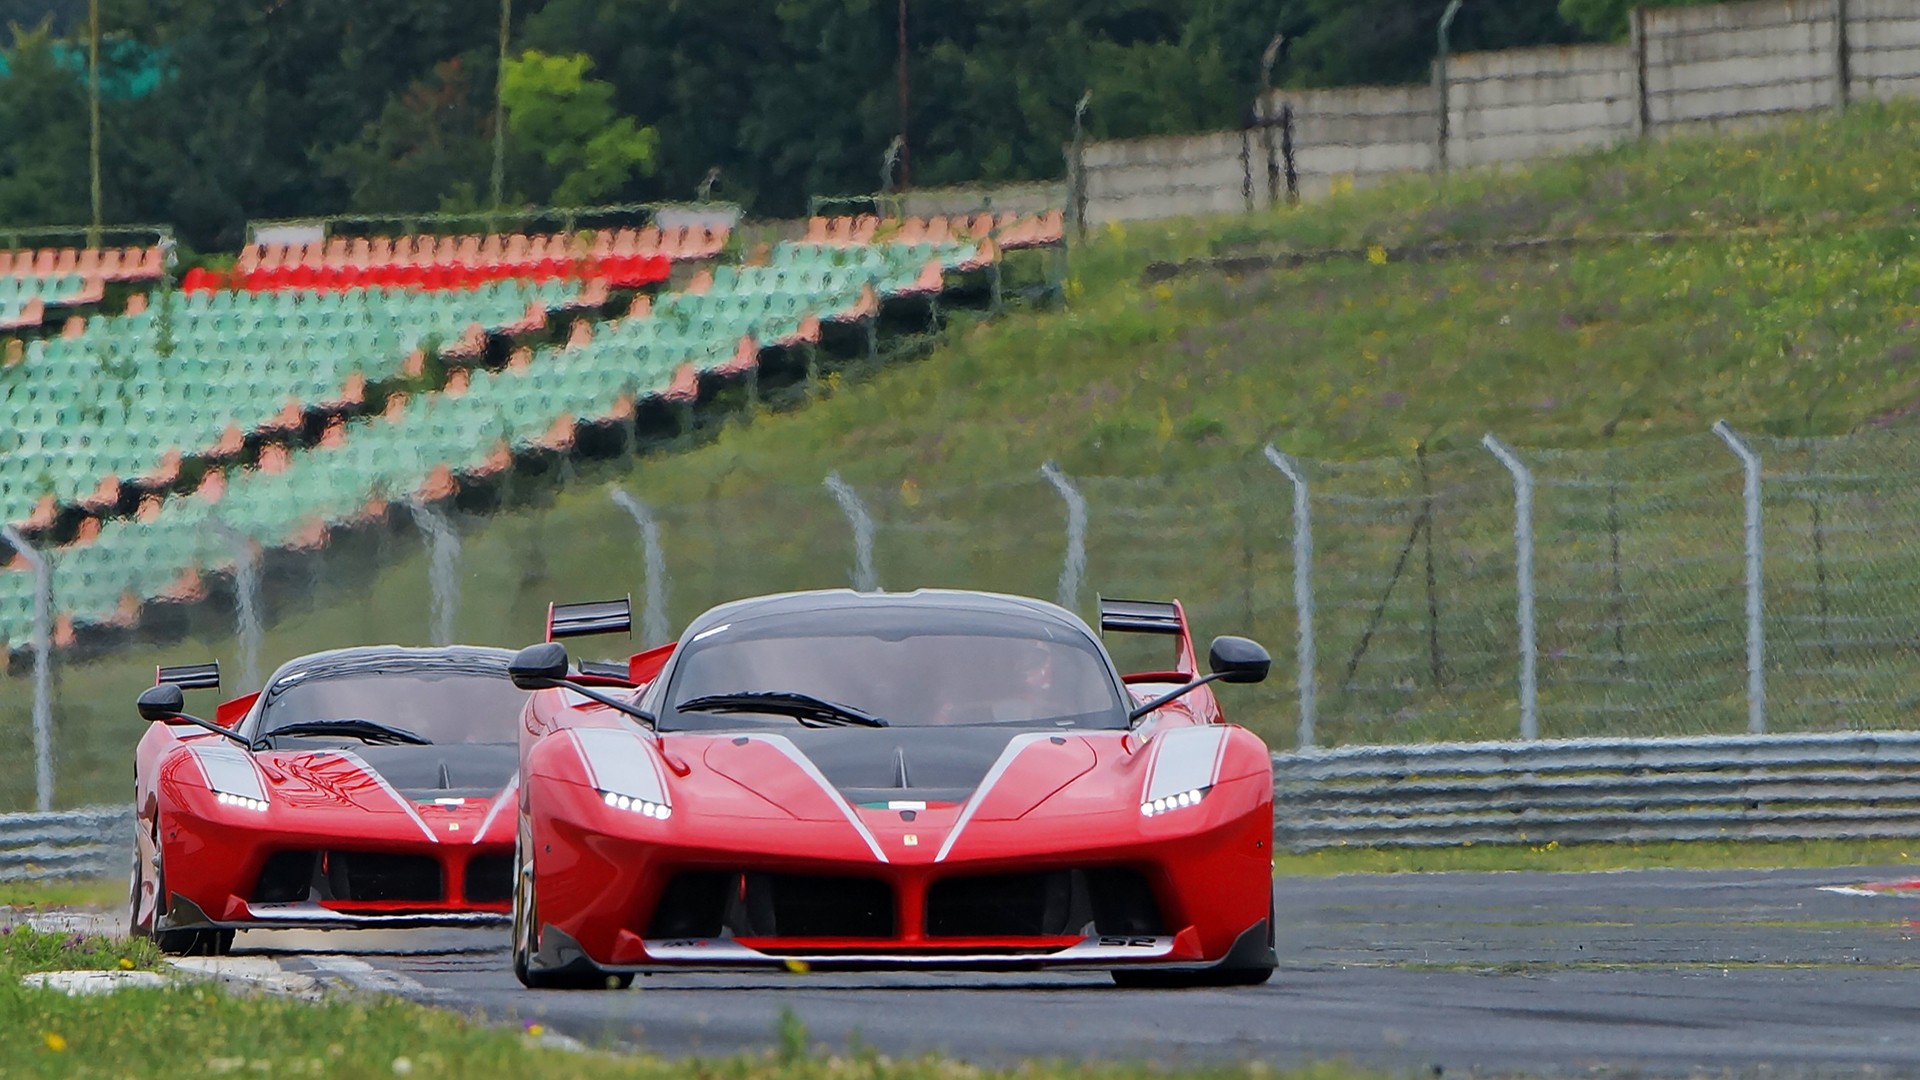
[9,732,1920,881]
[0,806,131,883]
[1273,731,1920,850]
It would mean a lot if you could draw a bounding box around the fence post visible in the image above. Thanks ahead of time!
[609,489,672,646]
[403,501,461,648]
[1713,420,1766,735]
[824,472,879,592]
[1070,91,1092,242]
[1482,434,1538,740]
[1433,0,1464,173]
[1263,446,1317,749]
[1,526,52,811]
[208,518,262,688]
[1039,462,1087,613]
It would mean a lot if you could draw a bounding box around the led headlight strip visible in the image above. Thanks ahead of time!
[1139,726,1230,820]
[1140,785,1209,817]
[572,728,673,821]
[191,744,270,813]
[600,790,672,819]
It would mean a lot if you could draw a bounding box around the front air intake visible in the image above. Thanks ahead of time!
[647,871,894,938]
[926,868,1163,937]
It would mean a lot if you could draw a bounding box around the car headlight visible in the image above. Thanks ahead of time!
[1140,786,1208,817]
[215,791,269,813]
[600,789,672,820]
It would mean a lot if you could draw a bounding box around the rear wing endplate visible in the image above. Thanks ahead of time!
[547,596,632,642]
[1098,598,1184,636]
[156,661,221,691]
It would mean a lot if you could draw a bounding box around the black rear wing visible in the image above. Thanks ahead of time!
[1097,598,1184,636]
[156,661,220,691]
[547,597,632,642]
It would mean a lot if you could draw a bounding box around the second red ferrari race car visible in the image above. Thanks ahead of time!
[506,589,1275,989]
[129,646,530,954]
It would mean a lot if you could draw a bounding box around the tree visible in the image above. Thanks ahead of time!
[0,23,89,226]
[501,49,658,206]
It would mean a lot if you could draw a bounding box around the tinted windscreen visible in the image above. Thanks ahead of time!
[663,612,1125,730]
[259,672,527,744]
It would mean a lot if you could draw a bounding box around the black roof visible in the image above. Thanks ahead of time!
[681,589,1100,642]
[263,645,515,697]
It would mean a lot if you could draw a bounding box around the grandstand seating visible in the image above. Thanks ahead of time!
[0,214,1066,650]
[0,245,165,330]
[222,225,725,292]
[0,279,588,531]
[16,232,1001,644]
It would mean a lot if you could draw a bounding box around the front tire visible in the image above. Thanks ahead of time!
[512,823,630,990]
[138,815,232,956]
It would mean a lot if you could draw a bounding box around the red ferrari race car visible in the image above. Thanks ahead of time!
[506,589,1276,989]
[129,646,530,954]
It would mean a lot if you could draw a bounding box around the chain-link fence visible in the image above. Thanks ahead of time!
[11,422,1920,809]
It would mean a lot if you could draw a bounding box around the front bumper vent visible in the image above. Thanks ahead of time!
[647,871,895,938]
[926,868,1163,938]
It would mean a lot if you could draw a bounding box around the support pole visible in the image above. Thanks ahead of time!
[824,472,878,593]
[609,489,671,646]
[491,0,512,211]
[1434,0,1464,174]
[1713,420,1766,734]
[1039,462,1087,613]
[1482,434,1537,740]
[1263,445,1317,749]
[3,526,53,811]
[88,0,102,246]
[209,518,262,688]
[404,502,462,648]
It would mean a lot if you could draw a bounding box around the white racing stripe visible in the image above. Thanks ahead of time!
[189,743,267,802]
[934,733,1054,863]
[1143,725,1230,804]
[743,734,888,863]
[332,751,437,842]
[570,728,669,807]
[473,776,519,844]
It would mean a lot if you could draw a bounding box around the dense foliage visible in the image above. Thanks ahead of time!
[0,0,1630,247]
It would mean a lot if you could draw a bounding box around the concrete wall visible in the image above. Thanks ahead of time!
[1642,0,1844,133]
[1288,85,1437,199]
[1446,44,1638,168]
[1078,130,1252,225]
[1077,0,1920,225]
[1849,0,1920,103]
[903,182,1067,218]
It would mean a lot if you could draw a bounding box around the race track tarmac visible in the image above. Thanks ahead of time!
[251,866,1920,1076]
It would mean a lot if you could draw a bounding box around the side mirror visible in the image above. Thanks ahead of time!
[137,683,186,722]
[1207,636,1270,685]
[510,642,571,690]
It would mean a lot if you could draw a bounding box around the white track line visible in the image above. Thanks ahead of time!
[303,955,447,1000]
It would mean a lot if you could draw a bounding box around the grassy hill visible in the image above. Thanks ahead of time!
[12,102,1920,809]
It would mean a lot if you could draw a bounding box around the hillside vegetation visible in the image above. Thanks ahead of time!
[11,103,1920,808]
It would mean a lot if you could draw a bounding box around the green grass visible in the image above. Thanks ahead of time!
[0,925,156,979]
[1275,837,1920,876]
[0,925,1388,1079]
[0,878,127,911]
[12,103,1920,807]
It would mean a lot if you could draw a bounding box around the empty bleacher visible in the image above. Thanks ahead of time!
[0,213,1063,651]
[0,245,163,331]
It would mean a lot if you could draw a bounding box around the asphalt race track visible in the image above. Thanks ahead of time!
[250,866,1920,1076]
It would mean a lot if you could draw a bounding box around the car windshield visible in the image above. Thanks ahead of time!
[661,609,1127,731]
[258,671,527,745]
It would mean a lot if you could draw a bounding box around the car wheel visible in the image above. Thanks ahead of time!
[512,825,630,991]
[146,820,232,957]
